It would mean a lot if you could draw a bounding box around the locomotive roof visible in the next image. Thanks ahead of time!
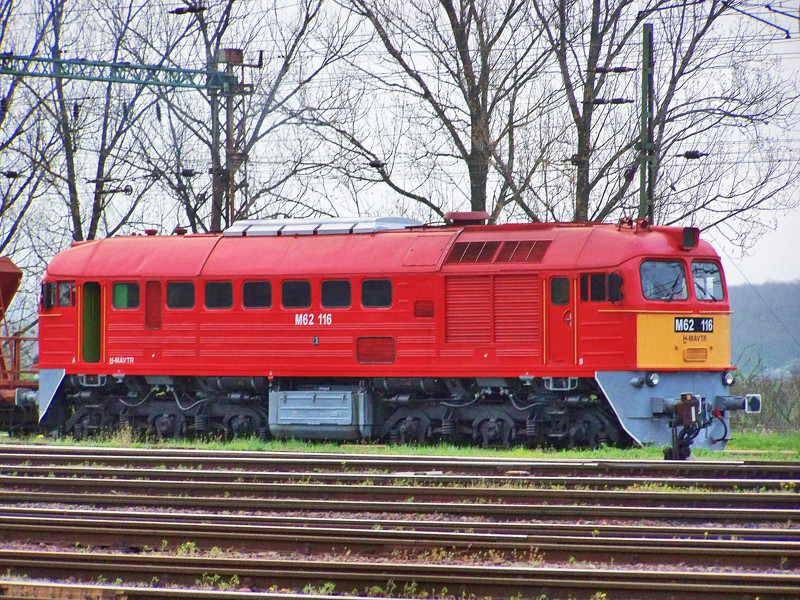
[45,220,720,279]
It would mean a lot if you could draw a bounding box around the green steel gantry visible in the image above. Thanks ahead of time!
[0,53,236,90]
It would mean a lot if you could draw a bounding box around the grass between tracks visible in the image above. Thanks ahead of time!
[2,428,798,461]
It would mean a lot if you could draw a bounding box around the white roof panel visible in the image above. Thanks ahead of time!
[223,216,422,237]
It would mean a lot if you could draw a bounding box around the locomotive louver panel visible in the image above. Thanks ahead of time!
[445,241,501,263]
[494,274,540,343]
[356,336,395,364]
[445,276,492,342]
[445,275,539,344]
[495,240,552,262]
[445,240,551,264]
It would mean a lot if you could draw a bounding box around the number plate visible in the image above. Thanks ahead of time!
[674,317,713,333]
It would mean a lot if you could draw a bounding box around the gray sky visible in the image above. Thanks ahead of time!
[713,3,800,287]
[714,206,800,286]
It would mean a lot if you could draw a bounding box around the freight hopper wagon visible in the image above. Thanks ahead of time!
[34,213,760,457]
[0,257,37,433]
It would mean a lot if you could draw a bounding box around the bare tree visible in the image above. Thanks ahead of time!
[127,0,360,233]
[0,0,57,253]
[533,0,800,230]
[313,0,558,222]
[18,0,170,248]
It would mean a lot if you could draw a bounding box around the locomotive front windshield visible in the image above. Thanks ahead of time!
[640,260,688,301]
[691,261,724,301]
[640,260,725,301]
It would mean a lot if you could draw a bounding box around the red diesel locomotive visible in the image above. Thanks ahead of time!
[29,213,760,455]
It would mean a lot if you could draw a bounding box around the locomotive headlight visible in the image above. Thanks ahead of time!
[645,372,660,387]
[722,371,736,387]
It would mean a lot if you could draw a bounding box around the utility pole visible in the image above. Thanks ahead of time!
[637,23,655,220]
[215,48,256,229]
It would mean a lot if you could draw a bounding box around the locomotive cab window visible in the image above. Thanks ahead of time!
[205,281,233,309]
[282,280,311,308]
[580,273,607,302]
[640,260,688,301]
[41,282,56,310]
[57,281,75,307]
[42,281,75,310]
[243,281,271,308]
[362,279,392,308]
[112,282,140,309]
[550,277,570,306]
[691,261,724,301]
[580,273,623,303]
[322,280,351,308]
[166,282,195,309]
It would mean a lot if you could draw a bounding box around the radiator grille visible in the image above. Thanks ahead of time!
[445,240,551,264]
[445,275,539,344]
[445,276,491,342]
[494,275,540,343]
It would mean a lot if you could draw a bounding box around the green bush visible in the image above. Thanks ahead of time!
[731,372,800,433]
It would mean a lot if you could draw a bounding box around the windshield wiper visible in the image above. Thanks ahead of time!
[665,274,684,302]
[694,280,718,301]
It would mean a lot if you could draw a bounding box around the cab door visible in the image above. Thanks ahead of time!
[81,282,102,363]
[546,275,575,365]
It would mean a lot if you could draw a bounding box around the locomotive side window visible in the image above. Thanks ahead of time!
[640,260,688,301]
[41,282,56,310]
[550,277,570,306]
[282,280,311,308]
[321,280,351,308]
[362,279,392,307]
[580,273,608,302]
[166,282,195,309]
[205,281,233,309]
[691,261,724,301]
[243,281,272,308]
[112,283,140,309]
[57,281,75,307]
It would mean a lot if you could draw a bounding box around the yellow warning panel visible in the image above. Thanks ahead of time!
[637,313,731,369]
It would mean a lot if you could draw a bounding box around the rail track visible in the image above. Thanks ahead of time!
[2,506,799,569]
[2,443,799,478]
[0,443,799,599]
[3,548,800,599]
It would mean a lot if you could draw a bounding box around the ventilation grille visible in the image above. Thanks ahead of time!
[445,240,551,264]
[445,275,540,344]
[494,275,540,343]
[444,277,492,342]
